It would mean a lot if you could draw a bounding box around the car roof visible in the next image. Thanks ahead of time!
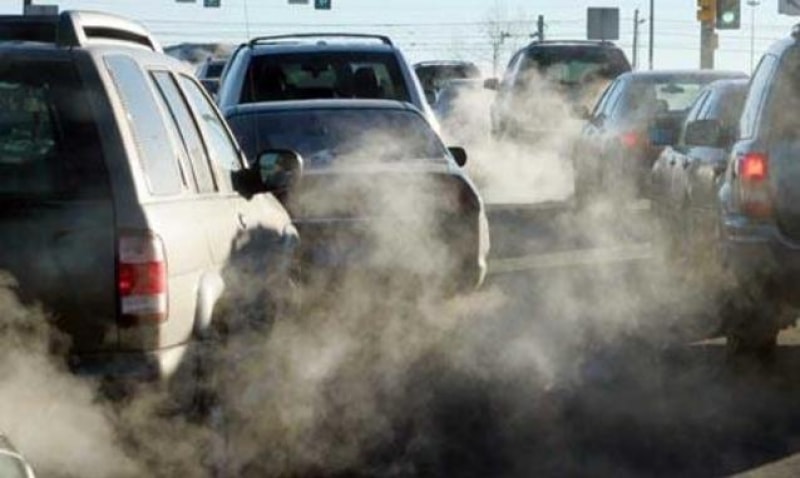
[620,70,748,82]
[226,98,420,117]
[0,10,161,53]
[525,40,622,49]
[414,60,477,67]
[248,42,396,55]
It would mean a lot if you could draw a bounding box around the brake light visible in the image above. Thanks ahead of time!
[621,131,641,149]
[738,153,772,218]
[741,153,768,182]
[117,233,168,327]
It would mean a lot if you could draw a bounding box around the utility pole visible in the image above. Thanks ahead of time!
[747,0,760,72]
[536,15,545,42]
[491,31,511,77]
[648,0,654,70]
[632,9,645,70]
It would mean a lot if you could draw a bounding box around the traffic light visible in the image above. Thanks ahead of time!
[716,0,741,29]
[697,0,716,23]
[314,0,331,9]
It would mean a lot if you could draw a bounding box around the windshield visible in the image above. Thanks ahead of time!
[241,51,411,103]
[229,108,447,167]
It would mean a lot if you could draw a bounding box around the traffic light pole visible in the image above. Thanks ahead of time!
[700,20,715,69]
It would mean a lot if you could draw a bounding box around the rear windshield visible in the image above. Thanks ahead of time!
[519,46,630,86]
[229,108,446,167]
[241,51,411,103]
[416,64,481,91]
[0,59,107,199]
[618,76,724,120]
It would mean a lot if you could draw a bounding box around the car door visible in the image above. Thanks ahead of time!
[177,74,295,306]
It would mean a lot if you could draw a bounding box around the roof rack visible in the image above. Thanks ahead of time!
[0,10,161,52]
[249,33,393,47]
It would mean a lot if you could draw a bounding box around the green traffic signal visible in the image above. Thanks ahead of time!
[716,0,741,29]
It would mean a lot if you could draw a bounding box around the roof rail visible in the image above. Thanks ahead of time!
[0,10,161,52]
[249,33,393,47]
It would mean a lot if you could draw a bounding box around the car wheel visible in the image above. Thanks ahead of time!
[722,296,779,364]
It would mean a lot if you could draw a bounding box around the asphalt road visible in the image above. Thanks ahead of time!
[313,199,800,478]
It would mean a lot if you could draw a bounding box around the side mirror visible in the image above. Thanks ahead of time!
[648,116,680,147]
[483,78,499,91]
[448,146,468,167]
[234,149,303,198]
[684,119,723,147]
[257,149,304,192]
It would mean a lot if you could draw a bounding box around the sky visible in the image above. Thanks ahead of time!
[2,0,800,75]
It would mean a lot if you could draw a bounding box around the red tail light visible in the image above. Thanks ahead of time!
[117,233,168,327]
[738,153,772,218]
[621,131,641,149]
[741,153,768,182]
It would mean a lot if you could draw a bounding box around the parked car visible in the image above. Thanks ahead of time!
[572,70,747,203]
[216,33,440,131]
[0,435,35,478]
[413,60,481,105]
[224,99,489,294]
[195,56,227,96]
[716,27,800,357]
[0,12,298,397]
[650,79,748,260]
[484,40,631,141]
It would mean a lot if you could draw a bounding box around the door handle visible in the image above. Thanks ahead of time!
[237,213,248,230]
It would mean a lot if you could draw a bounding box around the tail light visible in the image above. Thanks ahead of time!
[738,152,772,218]
[117,232,168,327]
[620,131,641,149]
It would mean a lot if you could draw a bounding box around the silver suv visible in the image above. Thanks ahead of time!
[215,33,439,129]
[0,12,299,390]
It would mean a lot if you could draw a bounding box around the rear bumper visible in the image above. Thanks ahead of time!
[723,214,800,306]
[69,342,189,383]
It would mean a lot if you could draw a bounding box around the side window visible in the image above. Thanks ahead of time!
[105,55,183,196]
[150,72,217,193]
[695,91,714,120]
[179,76,242,192]
[605,80,627,119]
[740,55,778,139]
[592,80,619,118]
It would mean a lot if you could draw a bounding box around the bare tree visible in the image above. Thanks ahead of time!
[482,0,532,76]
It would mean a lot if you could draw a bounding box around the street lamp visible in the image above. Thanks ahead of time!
[747,0,761,72]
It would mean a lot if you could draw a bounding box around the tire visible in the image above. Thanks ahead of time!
[722,296,779,364]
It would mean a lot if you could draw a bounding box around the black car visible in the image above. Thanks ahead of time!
[650,79,748,260]
[484,40,631,141]
[716,27,800,356]
[573,70,747,203]
[224,100,490,294]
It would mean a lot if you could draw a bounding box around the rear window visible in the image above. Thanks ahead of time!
[519,46,630,85]
[0,58,107,199]
[617,76,724,120]
[241,51,410,103]
[228,108,446,167]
